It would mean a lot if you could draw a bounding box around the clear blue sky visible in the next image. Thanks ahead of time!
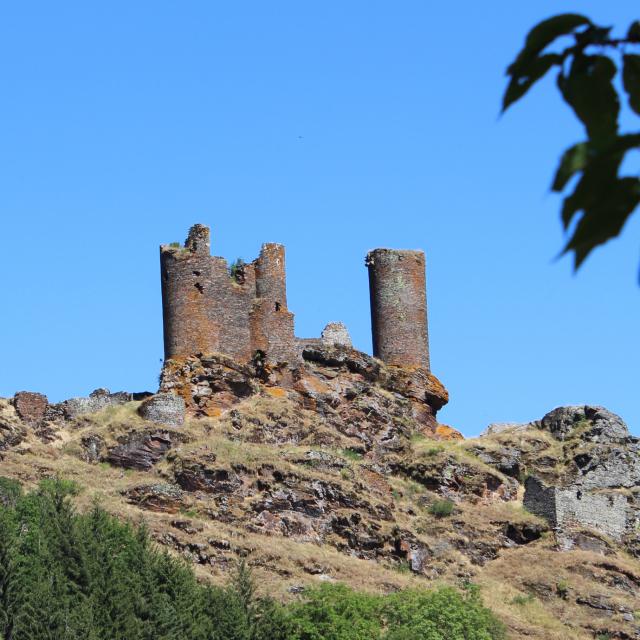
[1,2,638,436]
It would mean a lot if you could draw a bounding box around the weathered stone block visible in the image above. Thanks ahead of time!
[138,393,185,426]
[321,322,352,347]
[13,391,48,425]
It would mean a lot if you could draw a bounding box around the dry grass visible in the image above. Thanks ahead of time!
[2,397,640,640]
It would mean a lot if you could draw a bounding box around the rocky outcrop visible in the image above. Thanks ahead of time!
[3,367,640,639]
[124,484,184,513]
[61,388,135,419]
[540,405,629,443]
[108,431,173,470]
[476,406,640,551]
[160,344,451,452]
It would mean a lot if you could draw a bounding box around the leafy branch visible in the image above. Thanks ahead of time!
[503,14,640,274]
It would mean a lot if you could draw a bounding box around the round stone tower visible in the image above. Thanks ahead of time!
[160,224,220,359]
[366,248,430,370]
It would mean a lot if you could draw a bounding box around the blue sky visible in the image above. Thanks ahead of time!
[1,2,638,436]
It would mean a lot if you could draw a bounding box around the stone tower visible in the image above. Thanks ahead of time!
[160,224,295,364]
[366,248,430,370]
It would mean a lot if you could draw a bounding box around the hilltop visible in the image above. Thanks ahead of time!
[2,341,639,640]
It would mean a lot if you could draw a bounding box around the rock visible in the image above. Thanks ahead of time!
[13,391,48,426]
[474,447,522,478]
[433,424,464,440]
[80,434,106,463]
[396,454,518,502]
[171,519,203,534]
[576,594,615,614]
[556,531,611,554]
[480,422,531,436]
[321,322,352,348]
[124,484,184,513]
[107,432,172,470]
[503,522,545,545]
[540,405,629,443]
[0,401,27,451]
[175,463,243,494]
[62,388,132,419]
[138,394,185,426]
[160,354,259,416]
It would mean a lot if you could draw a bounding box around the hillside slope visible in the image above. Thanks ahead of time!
[1,344,639,640]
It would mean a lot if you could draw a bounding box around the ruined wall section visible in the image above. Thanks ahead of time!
[250,243,295,363]
[524,476,629,541]
[366,249,430,370]
[161,226,295,364]
[211,256,256,362]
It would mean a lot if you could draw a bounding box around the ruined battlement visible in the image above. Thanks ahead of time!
[160,226,295,364]
[160,225,431,371]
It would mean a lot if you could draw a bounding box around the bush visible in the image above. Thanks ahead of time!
[429,499,455,518]
[286,583,506,640]
[230,258,246,280]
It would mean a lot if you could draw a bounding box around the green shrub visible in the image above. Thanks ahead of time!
[230,258,246,280]
[511,594,535,606]
[341,448,363,461]
[286,583,506,640]
[555,579,569,599]
[429,499,455,518]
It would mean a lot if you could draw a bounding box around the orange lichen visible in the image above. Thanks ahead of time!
[434,424,464,441]
[265,387,287,398]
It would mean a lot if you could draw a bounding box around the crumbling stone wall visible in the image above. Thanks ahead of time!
[161,225,295,364]
[250,243,295,363]
[13,392,48,425]
[321,322,352,347]
[366,249,430,370]
[524,476,629,540]
[523,476,559,527]
[161,225,435,373]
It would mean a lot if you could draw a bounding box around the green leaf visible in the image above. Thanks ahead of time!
[627,20,640,41]
[574,25,612,47]
[552,142,589,192]
[562,177,640,268]
[507,13,591,76]
[553,134,640,194]
[503,54,562,111]
[560,152,622,229]
[557,54,619,148]
[623,54,640,115]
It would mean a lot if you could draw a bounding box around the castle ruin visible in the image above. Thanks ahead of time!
[161,224,430,370]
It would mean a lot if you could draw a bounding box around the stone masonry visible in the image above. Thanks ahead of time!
[161,225,295,364]
[524,475,629,541]
[366,249,430,370]
[161,225,432,372]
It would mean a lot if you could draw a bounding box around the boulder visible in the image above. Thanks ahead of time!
[138,394,185,426]
[540,405,629,443]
